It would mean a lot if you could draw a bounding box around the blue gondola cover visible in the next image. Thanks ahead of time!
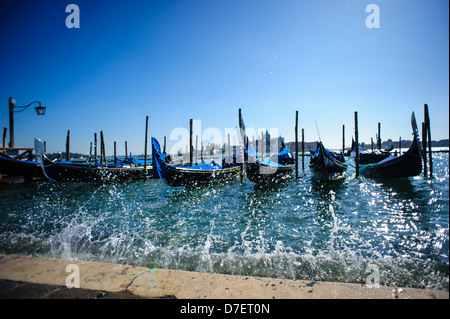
[151,137,166,179]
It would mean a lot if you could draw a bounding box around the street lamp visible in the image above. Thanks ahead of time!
[8,97,47,147]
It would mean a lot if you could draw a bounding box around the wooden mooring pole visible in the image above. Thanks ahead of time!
[301,128,305,171]
[189,119,193,165]
[144,116,149,174]
[9,97,15,148]
[238,109,244,182]
[89,142,92,164]
[355,112,359,178]
[201,142,204,164]
[94,133,98,162]
[103,133,106,165]
[163,136,166,154]
[66,130,70,161]
[2,127,6,148]
[100,131,106,165]
[377,122,381,150]
[342,125,345,154]
[295,110,298,179]
[99,133,103,164]
[422,122,427,178]
[424,104,432,177]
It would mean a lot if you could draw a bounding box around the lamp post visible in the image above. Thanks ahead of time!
[8,97,46,147]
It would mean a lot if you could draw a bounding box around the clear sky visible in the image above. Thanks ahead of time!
[0,0,448,156]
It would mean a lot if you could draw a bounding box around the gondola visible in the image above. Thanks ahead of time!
[0,156,44,178]
[53,157,147,169]
[309,141,347,180]
[238,111,294,184]
[358,112,422,179]
[42,155,148,182]
[151,137,241,187]
[349,139,391,164]
[243,144,294,184]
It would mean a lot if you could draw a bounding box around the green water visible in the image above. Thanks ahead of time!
[0,153,448,291]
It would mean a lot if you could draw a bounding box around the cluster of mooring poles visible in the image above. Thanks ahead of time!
[172,105,435,181]
[8,99,435,183]
[352,104,433,179]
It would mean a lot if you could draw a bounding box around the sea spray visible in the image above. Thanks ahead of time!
[1,154,448,290]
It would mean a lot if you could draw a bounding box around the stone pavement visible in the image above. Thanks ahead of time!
[0,254,448,299]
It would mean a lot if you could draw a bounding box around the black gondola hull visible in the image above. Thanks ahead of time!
[358,152,391,165]
[245,162,293,184]
[0,157,44,178]
[43,156,148,182]
[164,164,241,187]
[359,137,422,179]
[359,112,423,179]
[309,143,347,180]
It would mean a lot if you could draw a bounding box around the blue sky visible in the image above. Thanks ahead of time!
[0,0,448,155]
